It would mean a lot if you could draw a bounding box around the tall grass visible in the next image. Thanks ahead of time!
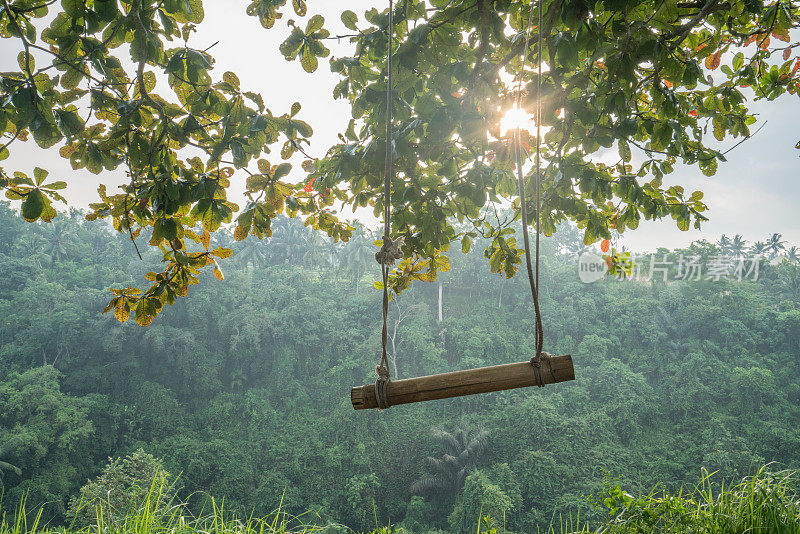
[2,466,799,534]
[2,486,341,534]
[593,465,800,533]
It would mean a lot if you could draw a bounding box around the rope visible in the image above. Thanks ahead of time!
[513,0,548,386]
[374,0,395,410]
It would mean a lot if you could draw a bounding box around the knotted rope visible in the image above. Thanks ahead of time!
[514,0,550,386]
[373,0,397,410]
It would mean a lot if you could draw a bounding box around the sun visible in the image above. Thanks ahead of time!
[499,106,534,137]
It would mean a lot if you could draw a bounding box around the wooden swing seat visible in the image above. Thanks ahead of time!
[351,354,574,410]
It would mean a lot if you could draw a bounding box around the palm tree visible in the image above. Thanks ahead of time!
[410,428,489,501]
[776,263,800,301]
[324,237,342,277]
[751,241,768,257]
[88,228,112,256]
[717,234,731,255]
[269,217,306,265]
[301,232,325,271]
[14,233,48,269]
[786,246,800,263]
[234,238,266,272]
[729,235,748,258]
[0,451,21,491]
[41,219,75,263]
[553,223,585,258]
[342,224,376,293]
[656,306,695,353]
[767,233,786,259]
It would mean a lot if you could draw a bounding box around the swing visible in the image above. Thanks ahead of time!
[351,0,576,410]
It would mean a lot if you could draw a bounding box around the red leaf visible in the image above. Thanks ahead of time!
[784,47,792,61]
[689,109,698,117]
[601,239,611,253]
[773,29,790,43]
[705,51,721,70]
[303,176,316,192]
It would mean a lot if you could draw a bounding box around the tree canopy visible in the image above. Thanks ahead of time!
[0,0,798,323]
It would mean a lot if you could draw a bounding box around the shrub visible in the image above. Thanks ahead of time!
[66,449,177,528]
[448,471,512,534]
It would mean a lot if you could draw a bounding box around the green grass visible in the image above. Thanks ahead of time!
[2,466,799,534]
[1,492,342,534]
[586,465,800,534]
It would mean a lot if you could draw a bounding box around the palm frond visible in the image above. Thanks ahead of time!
[0,460,21,476]
[409,475,446,495]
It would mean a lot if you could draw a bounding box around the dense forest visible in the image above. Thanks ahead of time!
[0,201,798,533]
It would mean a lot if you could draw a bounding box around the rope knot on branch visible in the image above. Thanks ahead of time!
[375,364,390,381]
[531,351,552,387]
[374,364,391,410]
[375,235,405,266]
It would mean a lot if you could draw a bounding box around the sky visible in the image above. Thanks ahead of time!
[1,1,798,253]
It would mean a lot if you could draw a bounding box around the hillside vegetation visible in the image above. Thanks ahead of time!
[0,203,798,532]
[2,467,799,533]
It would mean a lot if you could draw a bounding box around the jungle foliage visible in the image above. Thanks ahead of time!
[0,204,798,532]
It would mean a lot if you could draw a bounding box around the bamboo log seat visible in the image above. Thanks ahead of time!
[351,354,574,410]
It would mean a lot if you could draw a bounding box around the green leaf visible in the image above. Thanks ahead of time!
[32,119,63,149]
[294,119,313,138]
[202,204,223,232]
[33,167,49,185]
[618,139,631,162]
[732,52,744,71]
[17,51,34,72]
[94,0,118,21]
[54,109,85,138]
[135,299,156,327]
[250,115,270,132]
[280,28,305,58]
[274,163,292,180]
[161,218,178,241]
[300,46,319,73]
[61,66,85,89]
[177,0,204,23]
[62,0,84,17]
[699,156,718,176]
[305,14,324,34]
[223,71,240,90]
[713,117,725,142]
[44,181,68,191]
[230,140,247,168]
[21,190,46,222]
[341,10,358,30]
